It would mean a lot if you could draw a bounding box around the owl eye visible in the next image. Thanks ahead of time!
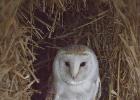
[65,61,70,67]
[80,62,86,67]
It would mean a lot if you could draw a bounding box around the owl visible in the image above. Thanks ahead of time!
[53,45,101,100]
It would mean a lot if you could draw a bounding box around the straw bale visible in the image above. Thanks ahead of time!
[0,0,140,100]
[0,0,38,100]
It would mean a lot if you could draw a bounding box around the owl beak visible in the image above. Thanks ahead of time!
[70,66,79,79]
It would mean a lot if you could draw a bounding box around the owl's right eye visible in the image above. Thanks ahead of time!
[65,61,70,67]
[80,62,86,67]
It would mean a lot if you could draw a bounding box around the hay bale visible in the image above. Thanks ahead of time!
[0,0,38,100]
[0,0,140,100]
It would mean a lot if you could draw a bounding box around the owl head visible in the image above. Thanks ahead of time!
[53,45,99,85]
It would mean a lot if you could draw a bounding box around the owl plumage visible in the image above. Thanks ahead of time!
[53,45,101,100]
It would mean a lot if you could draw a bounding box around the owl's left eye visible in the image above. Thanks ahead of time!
[65,61,70,67]
[80,62,86,67]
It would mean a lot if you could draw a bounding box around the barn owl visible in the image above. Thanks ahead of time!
[53,45,101,100]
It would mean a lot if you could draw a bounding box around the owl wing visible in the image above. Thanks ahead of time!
[95,77,101,100]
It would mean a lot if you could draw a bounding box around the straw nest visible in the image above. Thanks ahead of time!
[0,0,140,100]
